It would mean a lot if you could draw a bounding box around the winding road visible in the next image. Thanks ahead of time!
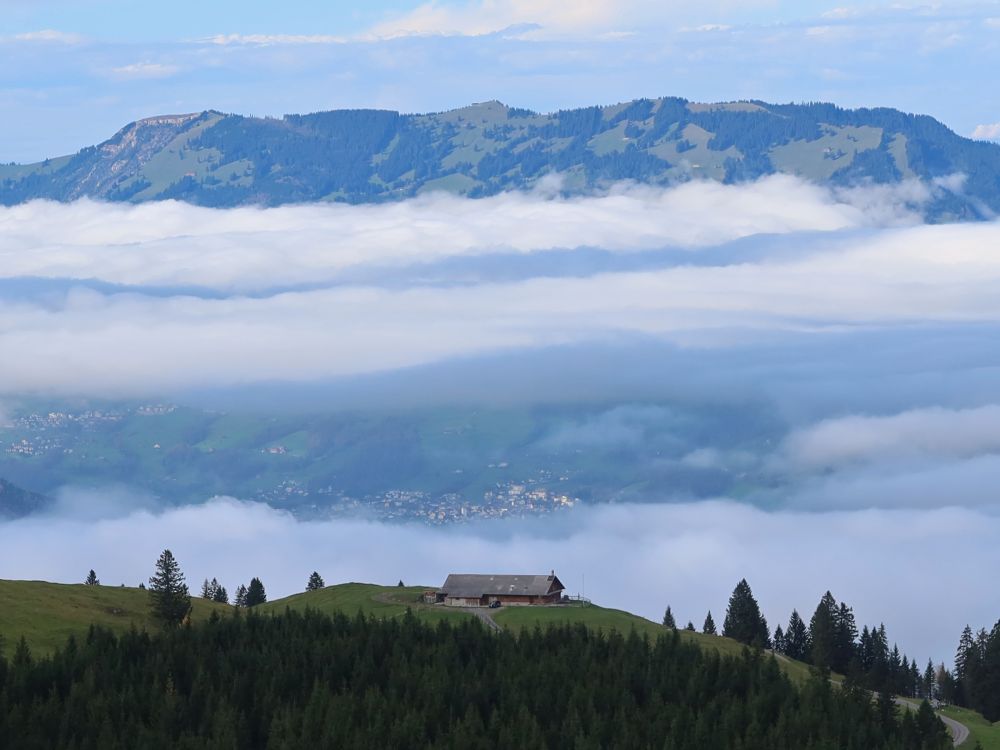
[897,698,970,747]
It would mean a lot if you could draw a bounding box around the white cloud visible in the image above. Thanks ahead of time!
[367,0,776,38]
[204,34,348,46]
[972,122,1000,141]
[12,29,84,44]
[1,496,996,663]
[781,405,1000,471]
[369,0,625,38]
[110,62,181,80]
[0,177,927,291]
[1,179,998,395]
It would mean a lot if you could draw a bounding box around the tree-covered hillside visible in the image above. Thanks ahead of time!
[2,97,998,220]
[0,479,49,519]
[0,609,952,749]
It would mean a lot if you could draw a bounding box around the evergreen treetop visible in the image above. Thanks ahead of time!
[147,549,191,628]
[662,606,676,629]
[722,579,769,648]
[245,577,267,607]
[702,611,717,636]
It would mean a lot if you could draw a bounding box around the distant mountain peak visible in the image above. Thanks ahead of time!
[2,96,998,220]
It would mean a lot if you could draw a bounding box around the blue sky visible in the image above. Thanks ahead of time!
[1,0,999,161]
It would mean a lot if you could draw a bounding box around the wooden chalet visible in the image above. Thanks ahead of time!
[435,572,565,607]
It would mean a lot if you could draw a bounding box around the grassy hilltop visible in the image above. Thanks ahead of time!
[0,579,229,657]
[4,578,998,745]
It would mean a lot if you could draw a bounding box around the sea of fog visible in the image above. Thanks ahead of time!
[2,174,1000,663]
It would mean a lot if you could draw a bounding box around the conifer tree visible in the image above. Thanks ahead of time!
[234,584,248,607]
[923,659,936,700]
[834,601,859,673]
[662,606,676,629]
[809,592,838,669]
[702,611,717,636]
[306,571,325,592]
[84,569,99,586]
[784,610,810,661]
[212,585,229,604]
[245,577,267,607]
[201,578,212,598]
[773,625,786,654]
[722,579,769,647]
[148,549,190,628]
[685,622,695,631]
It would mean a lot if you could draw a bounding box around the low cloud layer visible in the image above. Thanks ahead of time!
[1,496,995,664]
[0,177,995,395]
[0,176,925,291]
[781,406,1000,471]
[3,178,1000,665]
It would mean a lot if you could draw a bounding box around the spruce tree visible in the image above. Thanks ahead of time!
[924,659,936,700]
[245,577,267,607]
[784,610,810,661]
[84,569,99,586]
[148,549,191,628]
[833,601,858,673]
[773,625,786,654]
[212,585,229,604]
[685,621,695,631]
[234,584,248,607]
[662,606,676,629]
[809,592,838,669]
[306,572,325,592]
[702,611,717,635]
[722,579,768,647]
[201,578,212,598]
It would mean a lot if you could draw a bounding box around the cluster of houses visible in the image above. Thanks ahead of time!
[425,572,566,608]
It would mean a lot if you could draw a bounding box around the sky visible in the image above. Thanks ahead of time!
[3,178,1000,660]
[1,0,999,161]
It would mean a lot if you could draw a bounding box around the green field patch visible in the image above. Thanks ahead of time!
[260,583,472,627]
[194,413,268,452]
[0,580,229,657]
[588,122,631,156]
[769,125,883,181]
[417,173,479,195]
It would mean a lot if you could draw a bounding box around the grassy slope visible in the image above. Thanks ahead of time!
[258,583,472,626]
[940,705,1000,749]
[10,576,994,743]
[261,584,814,684]
[0,580,229,657]
[493,602,813,684]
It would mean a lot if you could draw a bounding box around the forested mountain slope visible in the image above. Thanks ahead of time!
[2,98,998,220]
[0,479,49,519]
[0,608,953,749]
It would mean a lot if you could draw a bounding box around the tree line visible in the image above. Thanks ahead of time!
[665,580,944,701]
[0,607,951,749]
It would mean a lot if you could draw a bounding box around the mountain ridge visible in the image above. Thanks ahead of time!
[2,96,999,219]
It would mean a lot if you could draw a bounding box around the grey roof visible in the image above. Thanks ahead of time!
[439,573,564,598]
